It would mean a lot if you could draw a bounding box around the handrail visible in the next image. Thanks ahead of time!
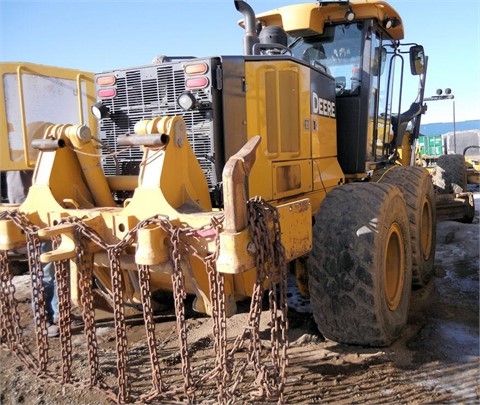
[15,65,33,168]
[76,73,87,125]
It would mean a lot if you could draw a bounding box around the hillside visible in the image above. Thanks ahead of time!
[420,120,480,136]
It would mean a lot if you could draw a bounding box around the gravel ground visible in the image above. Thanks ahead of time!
[1,193,478,404]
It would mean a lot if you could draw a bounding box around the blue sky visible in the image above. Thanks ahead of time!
[1,0,479,124]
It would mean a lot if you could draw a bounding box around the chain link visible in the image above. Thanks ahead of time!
[0,198,288,404]
[205,216,228,403]
[170,226,195,402]
[0,248,40,371]
[137,264,163,401]
[54,254,74,383]
[245,197,289,402]
[107,247,130,403]
[26,227,50,374]
[76,234,104,388]
[0,210,118,399]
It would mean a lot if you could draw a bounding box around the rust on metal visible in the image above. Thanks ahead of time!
[0,200,288,404]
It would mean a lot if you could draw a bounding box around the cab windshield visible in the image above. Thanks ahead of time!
[289,23,364,95]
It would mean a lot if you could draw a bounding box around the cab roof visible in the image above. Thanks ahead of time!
[242,1,404,40]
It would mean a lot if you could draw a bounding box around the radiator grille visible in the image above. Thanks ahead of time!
[97,62,217,188]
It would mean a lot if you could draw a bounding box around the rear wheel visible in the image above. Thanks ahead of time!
[378,166,436,288]
[433,154,467,194]
[308,183,412,346]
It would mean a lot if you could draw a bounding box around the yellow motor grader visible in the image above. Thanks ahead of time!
[0,0,437,402]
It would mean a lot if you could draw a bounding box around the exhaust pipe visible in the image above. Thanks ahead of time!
[234,0,259,55]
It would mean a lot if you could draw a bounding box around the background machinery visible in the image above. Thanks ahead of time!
[0,0,438,402]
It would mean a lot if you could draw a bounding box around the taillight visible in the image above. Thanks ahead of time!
[185,77,209,89]
[184,62,209,90]
[97,88,117,99]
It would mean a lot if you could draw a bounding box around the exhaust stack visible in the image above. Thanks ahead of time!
[234,0,259,55]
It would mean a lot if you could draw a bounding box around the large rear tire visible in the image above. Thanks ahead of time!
[308,183,412,346]
[378,166,436,288]
[433,154,467,194]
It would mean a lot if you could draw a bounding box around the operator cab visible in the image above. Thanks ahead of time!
[248,0,427,176]
[288,17,426,175]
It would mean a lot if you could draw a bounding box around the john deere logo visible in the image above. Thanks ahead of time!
[312,91,336,118]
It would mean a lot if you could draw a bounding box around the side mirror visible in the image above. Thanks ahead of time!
[410,45,425,75]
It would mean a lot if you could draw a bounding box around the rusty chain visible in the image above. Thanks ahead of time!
[50,234,73,384]
[54,256,74,383]
[0,211,116,398]
[107,248,130,403]
[137,263,163,402]
[0,211,52,377]
[24,224,50,375]
[170,225,195,402]
[267,199,289,402]
[204,216,228,403]
[0,247,40,372]
[0,198,288,404]
[75,233,103,389]
[244,197,288,402]
[0,249,21,350]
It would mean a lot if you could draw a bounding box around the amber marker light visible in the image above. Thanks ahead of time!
[184,63,209,75]
[96,75,116,86]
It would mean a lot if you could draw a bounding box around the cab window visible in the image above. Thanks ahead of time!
[289,23,364,95]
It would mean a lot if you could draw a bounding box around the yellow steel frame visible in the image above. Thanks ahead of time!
[0,62,96,171]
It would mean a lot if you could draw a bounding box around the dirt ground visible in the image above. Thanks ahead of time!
[1,192,479,405]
